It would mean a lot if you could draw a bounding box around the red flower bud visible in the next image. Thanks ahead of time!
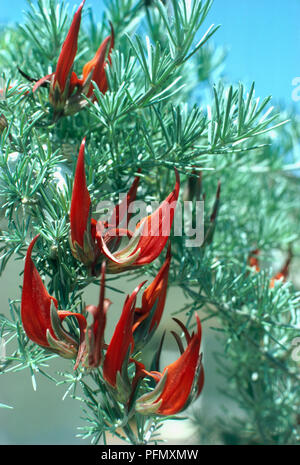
[269,250,292,288]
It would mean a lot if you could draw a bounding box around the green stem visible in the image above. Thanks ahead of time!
[122,422,139,445]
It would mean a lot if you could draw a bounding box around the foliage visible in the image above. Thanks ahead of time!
[0,0,299,445]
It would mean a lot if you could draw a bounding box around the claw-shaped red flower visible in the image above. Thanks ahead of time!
[96,169,180,273]
[69,138,180,274]
[136,314,204,416]
[21,235,86,361]
[32,0,114,116]
[69,138,140,271]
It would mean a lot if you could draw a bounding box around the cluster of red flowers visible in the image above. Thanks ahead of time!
[21,162,203,414]
[20,2,204,416]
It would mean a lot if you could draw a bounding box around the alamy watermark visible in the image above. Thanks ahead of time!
[291,337,300,362]
[0,337,6,363]
[96,198,205,247]
[291,77,300,102]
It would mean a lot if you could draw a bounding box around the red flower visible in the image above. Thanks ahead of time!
[136,314,204,415]
[69,138,179,273]
[21,235,86,361]
[69,138,140,270]
[96,169,180,273]
[102,281,145,399]
[32,0,114,116]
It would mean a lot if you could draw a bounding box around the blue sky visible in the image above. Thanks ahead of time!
[0,0,299,109]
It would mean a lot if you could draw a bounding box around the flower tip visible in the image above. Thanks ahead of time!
[195,312,202,340]
[26,234,40,257]
[109,21,115,49]
[80,136,86,150]
[132,280,148,301]
[78,0,86,11]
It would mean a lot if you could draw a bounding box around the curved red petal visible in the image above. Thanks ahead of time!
[21,235,58,347]
[131,168,180,266]
[93,23,115,95]
[32,74,54,93]
[103,281,145,387]
[70,137,91,247]
[139,243,171,332]
[53,0,85,93]
[82,29,113,97]
[68,71,81,95]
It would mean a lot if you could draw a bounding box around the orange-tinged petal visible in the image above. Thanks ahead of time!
[68,71,81,95]
[248,249,260,272]
[270,252,292,288]
[82,24,114,97]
